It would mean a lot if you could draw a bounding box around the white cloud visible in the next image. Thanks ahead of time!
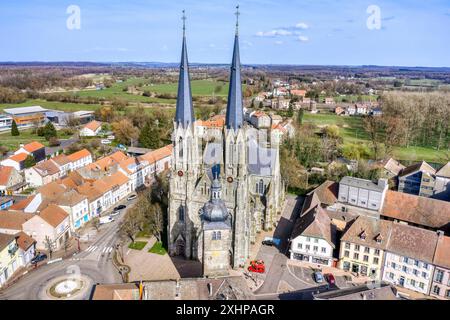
[297,36,309,42]
[209,43,216,48]
[295,22,309,29]
[256,29,292,37]
[274,40,284,45]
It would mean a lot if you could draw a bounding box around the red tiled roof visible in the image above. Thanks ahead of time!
[38,204,69,228]
[15,231,36,250]
[67,149,91,162]
[433,235,450,270]
[22,141,45,153]
[8,153,28,163]
[0,211,34,230]
[84,120,102,132]
[0,166,13,186]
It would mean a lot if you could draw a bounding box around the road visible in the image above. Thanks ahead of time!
[0,196,136,300]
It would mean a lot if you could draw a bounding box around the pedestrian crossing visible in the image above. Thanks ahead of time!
[85,245,114,253]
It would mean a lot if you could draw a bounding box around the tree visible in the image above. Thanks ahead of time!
[43,122,57,141]
[147,203,164,242]
[24,155,36,168]
[44,236,54,259]
[296,109,304,127]
[63,236,72,254]
[119,210,145,243]
[139,121,161,149]
[11,120,19,136]
[112,119,139,145]
[91,217,101,231]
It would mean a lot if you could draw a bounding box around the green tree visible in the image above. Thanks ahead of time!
[139,121,161,149]
[296,109,304,127]
[43,122,57,141]
[11,120,19,136]
[24,155,36,168]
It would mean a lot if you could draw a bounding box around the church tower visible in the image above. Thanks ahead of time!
[223,5,250,268]
[168,10,200,259]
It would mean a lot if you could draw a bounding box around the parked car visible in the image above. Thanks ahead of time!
[114,205,126,211]
[99,216,114,225]
[248,260,265,273]
[262,239,275,246]
[31,253,48,265]
[325,273,336,285]
[313,271,324,283]
[110,210,120,217]
[101,139,112,145]
[262,237,281,247]
[127,194,137,201]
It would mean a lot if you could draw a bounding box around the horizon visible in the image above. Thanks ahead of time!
[1,0,450,67]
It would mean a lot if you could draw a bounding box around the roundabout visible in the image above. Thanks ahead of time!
[43,274,93,300]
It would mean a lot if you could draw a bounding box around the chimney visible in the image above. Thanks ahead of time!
[378,178,388,191]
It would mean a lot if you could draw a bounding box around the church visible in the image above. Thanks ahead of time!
[168,8,285,277]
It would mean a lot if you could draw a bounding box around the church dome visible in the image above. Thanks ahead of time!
[201,176,229,222]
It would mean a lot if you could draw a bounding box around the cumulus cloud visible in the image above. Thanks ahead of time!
[297,36,309,42]
[256,29,292,37]
[295,22,309,29]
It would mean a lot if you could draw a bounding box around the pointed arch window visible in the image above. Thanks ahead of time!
[178,206,185,222]
[258,179,264,195]
[178,137,183,158]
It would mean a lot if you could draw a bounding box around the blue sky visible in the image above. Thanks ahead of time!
[1,0,449,66]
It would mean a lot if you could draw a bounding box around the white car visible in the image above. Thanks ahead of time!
[99,216,114,225]
[101,139,112,145]
[127,194,137,201]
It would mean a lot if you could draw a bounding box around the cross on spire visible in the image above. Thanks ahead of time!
[182,10,187,37]
[235,5,240,35]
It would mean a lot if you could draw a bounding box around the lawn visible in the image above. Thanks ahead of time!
[128,241,148,250]
[148,242,167,255]
[0,129,49,150]
[302,112,449,163]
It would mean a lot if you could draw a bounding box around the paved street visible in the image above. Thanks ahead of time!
[0,196,136,300]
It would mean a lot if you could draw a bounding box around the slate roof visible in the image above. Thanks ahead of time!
[340,176,385,192]
[436,162,450,178]
[399,161,436,177]
[225,34,244,130]
[341,216,393,250]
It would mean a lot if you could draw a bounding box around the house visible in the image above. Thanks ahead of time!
[55,189,89,230]
[269,114,283,126]
[14,141,46,163]
[370,107,383,116]
[290,89,307,98]
[339,216,392,279]
[118,156,151,191]
[76,182,106,218]
[379,158,406,179]
[0,233,20,287]
[398,161,436,197]
[430,233,450,299]
[290,205,336,266]
[49,154,72,177]
[22,204,71,250]
[338,176,389,212]
[24,159,61,187]
[273,87,288,97]
[16,231,36,266]
[0,211,33,235]
[346,105,356,116]
[3,106,48,128]
[381,222,439,295]
[335,106,345,115]
[195,115,225,138]
[273,97,289,110]
[0,198,14,210]
[325,97,335,105]
[101,172,130,204]
[72,110,95,124]
[381,190,450,234]
[433,162,450,201]
[249,111,271,129]
[67,149,92,171]
[355,104,369,115]
[79,120,102,137]
[79,151,127,179]
[0,166,24,195]
[0,153,28,171]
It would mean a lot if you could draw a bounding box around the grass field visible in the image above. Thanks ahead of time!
[0,99,102,112]
[303,113,449,163]
[0,128,71,150]
[148,242,167,255]
[128,241,148,250]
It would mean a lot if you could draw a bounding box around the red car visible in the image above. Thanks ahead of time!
[248,260,265,273]
[325,273,336,285]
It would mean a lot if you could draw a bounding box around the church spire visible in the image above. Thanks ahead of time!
[225,5,244,130]
[175,10,195,128]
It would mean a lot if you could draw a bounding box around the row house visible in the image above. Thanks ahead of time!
[0,153,28,171]
[430,233,450,299]
[101,172,131,204]
[339,216,391,279]
[67,149,93,171]
[381,222,439,295]
[25,159,62,187]
[0,233,21,287]
[79,150,128,180]
[290,205,336,266]
[49,153,72,176]
[0,166,24,195]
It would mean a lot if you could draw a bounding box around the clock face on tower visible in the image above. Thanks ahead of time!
[178,170,184,177]
[227,177,233,183]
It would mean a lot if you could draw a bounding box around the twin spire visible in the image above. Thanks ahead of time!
[175,7,244,130]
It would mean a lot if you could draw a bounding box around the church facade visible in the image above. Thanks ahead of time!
[167,11,285,276]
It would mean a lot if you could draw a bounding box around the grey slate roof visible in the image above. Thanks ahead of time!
[175,34,195,128]
[340,176,384,192]
[225,35,244,130]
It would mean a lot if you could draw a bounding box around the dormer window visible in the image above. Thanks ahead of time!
[359,230,366,240]
[375,233,383,243]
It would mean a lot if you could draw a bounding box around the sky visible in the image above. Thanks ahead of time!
[1,0,449,67]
